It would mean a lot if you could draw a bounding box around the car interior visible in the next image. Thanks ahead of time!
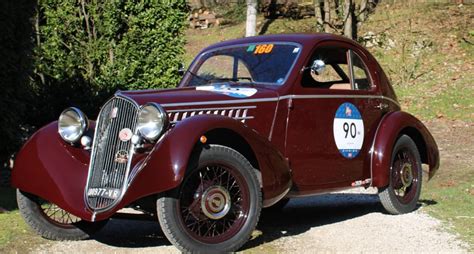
[301,47,371,90]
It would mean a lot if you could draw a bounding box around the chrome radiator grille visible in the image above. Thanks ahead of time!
[85,96,139,211]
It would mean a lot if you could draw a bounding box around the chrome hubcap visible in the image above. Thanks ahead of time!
[400,163,413,187]
[201,186,231,220]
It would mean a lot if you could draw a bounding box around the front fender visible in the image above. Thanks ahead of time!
[371,111,440,187]
[12,122,95,220]
[126,114,292,207]
[12,115,292,221]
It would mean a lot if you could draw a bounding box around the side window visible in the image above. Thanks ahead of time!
[350,51,372,90]
[311,64,347,83]
[301,47,352,90]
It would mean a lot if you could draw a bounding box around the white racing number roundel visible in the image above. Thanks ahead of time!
[333,103,364,159]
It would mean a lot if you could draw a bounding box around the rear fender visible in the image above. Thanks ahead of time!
[126,114,292,207]
[371,111,439,187]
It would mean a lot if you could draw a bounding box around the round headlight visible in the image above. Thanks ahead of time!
[137,103,168,141]
[58,107,88,143]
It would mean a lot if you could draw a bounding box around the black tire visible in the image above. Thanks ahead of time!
[17,190,107,240]
[157,144,262,253]
[378,135,422,215]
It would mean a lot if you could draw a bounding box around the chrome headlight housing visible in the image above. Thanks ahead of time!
[137,103,168,141]
[58,107,88,144]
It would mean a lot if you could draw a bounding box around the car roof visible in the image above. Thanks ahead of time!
[202,33,357,51]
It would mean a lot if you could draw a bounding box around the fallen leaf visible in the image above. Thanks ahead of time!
[440,179,457,187]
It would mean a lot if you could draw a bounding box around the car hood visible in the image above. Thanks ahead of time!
[119,84,280,109]
[119,84,281,137]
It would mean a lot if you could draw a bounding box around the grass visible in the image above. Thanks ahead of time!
[359,3,474,122]
[422,170,474,250]
[0,187,46,253]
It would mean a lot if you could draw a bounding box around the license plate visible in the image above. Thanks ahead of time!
[87,188,120,199]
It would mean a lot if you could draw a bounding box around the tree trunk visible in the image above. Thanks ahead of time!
[329,0,337,27]
[359,0,368,22]
[323,0,331,32]
[35,0,45,86]
[314,0,324,28]
[343,0,353,39]
[246,0,257,37]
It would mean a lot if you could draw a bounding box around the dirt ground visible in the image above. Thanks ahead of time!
[32,193,468,254]
[29,119,472,253]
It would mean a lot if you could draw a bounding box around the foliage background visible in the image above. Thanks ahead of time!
[0,0,188,173]
[0,0,35,174]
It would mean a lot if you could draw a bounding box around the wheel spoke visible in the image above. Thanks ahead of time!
[391,147,420,204]
[38,201,81,226]
[179,162,249,243]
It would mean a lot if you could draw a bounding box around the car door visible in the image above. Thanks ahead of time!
[285,43,383,191]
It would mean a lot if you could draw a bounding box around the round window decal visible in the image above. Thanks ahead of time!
[333,102,364,159]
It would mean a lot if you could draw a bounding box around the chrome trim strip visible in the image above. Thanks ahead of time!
[161,98,278,107]
[166,105,256,112]
[268,99,280,141]
[279,94,400,107]
[160,94,400,108]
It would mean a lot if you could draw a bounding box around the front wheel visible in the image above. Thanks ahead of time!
[17,190,107,240]
[157,145,262,253]
[378,135,422,214]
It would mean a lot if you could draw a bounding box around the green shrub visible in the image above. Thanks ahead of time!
[0,0,188,170]
[32,0,188,122]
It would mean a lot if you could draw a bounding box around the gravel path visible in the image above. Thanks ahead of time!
[33,188,469,253]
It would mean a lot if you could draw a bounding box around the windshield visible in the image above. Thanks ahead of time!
[185,43,301,86]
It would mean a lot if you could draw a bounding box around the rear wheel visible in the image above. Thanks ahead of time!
[157,145,262,253]
[17,190,107,240]
[378,135,422,214]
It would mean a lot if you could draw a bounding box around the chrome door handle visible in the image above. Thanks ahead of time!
[375,103,389,110]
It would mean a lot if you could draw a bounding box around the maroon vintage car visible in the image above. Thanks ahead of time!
[12,33,439,252]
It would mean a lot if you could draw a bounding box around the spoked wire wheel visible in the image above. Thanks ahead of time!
[17,190,107,240]
[157,145,262,253]
[390,147,419,204]
[39,200,82,228]
[179,164,250,243]
[379,135,422,215]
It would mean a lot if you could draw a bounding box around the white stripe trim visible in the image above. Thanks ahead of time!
[161,94,400,108]
[167,105,256,113]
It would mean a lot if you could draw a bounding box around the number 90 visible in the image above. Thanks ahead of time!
[343,122,357,138]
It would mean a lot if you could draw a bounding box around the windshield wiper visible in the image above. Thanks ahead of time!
[186,70,211,83]
[208,77,253,83]
[187,71,255,86]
